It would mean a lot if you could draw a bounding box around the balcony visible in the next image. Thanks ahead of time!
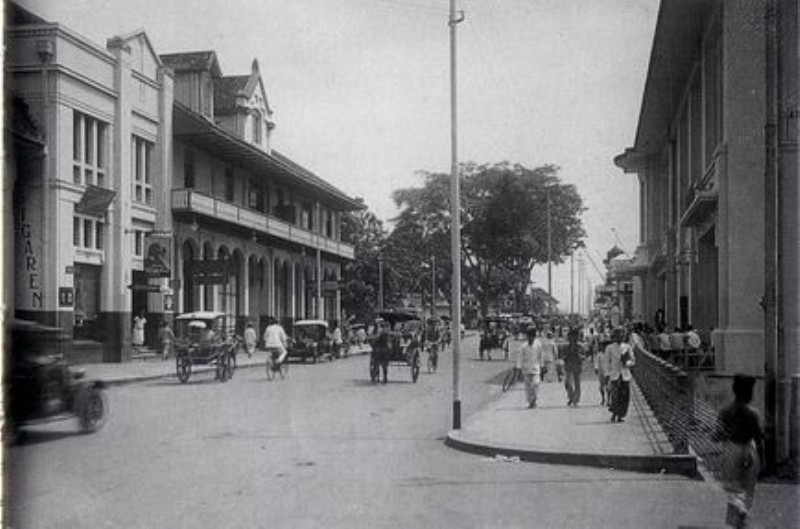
[172,188,355,260]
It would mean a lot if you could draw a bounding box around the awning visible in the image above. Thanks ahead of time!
[75,185,116,216]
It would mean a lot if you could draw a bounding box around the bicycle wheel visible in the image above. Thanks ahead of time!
[502,368,520,392]
[265,358,275,381]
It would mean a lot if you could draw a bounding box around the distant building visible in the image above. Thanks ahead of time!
[615,0,797,464]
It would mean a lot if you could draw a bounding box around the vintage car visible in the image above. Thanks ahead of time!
[5,320,108,442]
[287,320,332,363]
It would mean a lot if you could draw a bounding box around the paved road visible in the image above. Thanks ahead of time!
[8,335,760,528]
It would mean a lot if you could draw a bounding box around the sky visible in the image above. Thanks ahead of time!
[16,0,659,314]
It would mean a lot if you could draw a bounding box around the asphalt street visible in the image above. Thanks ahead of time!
[7,335,758,528]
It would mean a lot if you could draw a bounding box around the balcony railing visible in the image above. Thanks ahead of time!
[171,188,355,260]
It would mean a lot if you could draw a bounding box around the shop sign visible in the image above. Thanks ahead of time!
[144,233,172,278]
[58,287,74,307]
[189,259,232,285]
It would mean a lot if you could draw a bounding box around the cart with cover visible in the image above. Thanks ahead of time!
[173,311,238,383]
[479,316,510,361]
[287,320,333,363]
[369,309,422,383]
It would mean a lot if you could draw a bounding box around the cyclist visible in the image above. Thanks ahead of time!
[262,316,288,372]
[424,318,442,371]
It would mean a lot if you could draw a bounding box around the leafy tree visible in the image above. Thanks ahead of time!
[340,200,386,323]
[388,162,586,317]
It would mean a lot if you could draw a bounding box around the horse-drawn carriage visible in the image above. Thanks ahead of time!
[369,310,421,383]
[479,316,510,361]
[174,311,238,383]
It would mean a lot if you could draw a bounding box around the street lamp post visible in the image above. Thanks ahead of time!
[546,185,552,315]
[377,257,384,312]
[449,0,464,430]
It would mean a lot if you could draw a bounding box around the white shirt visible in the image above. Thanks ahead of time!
[606,342,634,381]
[263,324,288,349]
[516,338,544,375]
[541,338,557,363]
[686,330,701,349]
[244,327,257,345]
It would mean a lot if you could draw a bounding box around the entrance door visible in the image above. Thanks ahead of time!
[74,263,101,341]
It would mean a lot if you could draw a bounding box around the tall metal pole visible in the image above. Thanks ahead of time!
[378,258,384,312]
[431,255,436,316]
[570,252,574,314]
[546,186,552,315]
[449,0,463,430]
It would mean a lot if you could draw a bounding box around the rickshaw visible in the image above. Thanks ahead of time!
[173,311,238,383]
[369,309,422,383]
[287,320,333,363]
[479,316,510,361]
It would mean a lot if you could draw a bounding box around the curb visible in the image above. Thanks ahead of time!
[90,349,373,387]
[445,429,700,478]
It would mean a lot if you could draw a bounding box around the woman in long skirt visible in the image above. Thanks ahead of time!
[606,328,634,422]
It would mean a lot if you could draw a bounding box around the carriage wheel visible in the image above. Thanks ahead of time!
[222,352,235,381]
[369,357,379,383]
[411,352,420,383]
[176,354,191,383]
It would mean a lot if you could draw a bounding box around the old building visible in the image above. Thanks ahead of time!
[6,4,361,361]
[614,0,797,465]
[161,51,361,336]
[6,4,174,361]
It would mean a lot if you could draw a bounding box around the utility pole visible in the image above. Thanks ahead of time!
[431,255,436,317]
[570,252,574,315]
[546,186,552,315]
[449,0,464,430]
[378,257,384,312]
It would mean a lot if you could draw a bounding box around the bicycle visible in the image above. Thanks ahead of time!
[502,367,522,392]
[265,348,288,381]
[427,342,439,373]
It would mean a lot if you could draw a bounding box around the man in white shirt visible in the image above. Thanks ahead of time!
[262,316,288,365]
[516,327,544,408]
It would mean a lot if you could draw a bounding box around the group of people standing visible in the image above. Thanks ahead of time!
[513,324,642,423]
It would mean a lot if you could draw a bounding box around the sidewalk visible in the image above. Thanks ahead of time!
[447,373,698,477]
[78,344,372,386]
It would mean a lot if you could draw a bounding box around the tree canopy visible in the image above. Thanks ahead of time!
[385,162,586,316]
[340,200,386,323]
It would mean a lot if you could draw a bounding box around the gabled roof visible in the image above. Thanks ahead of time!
[214,59,273,116]
[213,75,250,112]
[160,51,221,77]
[107,29,163,69]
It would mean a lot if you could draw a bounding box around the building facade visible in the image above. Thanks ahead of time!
[161,51,360,336]
[6,6,174,362]
[614,0,798,463]
[6,4,360,361]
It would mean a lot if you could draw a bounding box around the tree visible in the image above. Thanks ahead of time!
[340,200,386,323]
[388,162,586,317]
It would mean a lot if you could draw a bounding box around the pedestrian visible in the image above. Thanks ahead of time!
[542,331,558,382]
[515,327,544,408]
[606,328,635,422]
[262,316,289,367]
[562,328,586,406]
[713,374,764,529]
[132,311,147,352]
[243,322,257,358]
[157,321,174,360]
[593,336,611,406]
